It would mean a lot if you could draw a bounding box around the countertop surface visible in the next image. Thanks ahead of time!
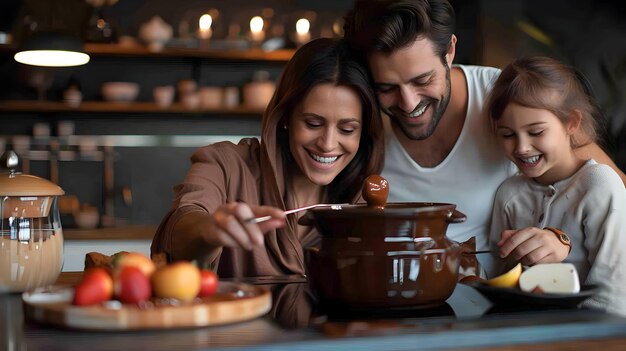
[3,274,626,351]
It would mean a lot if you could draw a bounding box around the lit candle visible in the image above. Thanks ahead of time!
[295,18,311,45]
[198,14,213,40]
[249,16,265,43]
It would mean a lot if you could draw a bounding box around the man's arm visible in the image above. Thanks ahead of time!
[576,143,626,186]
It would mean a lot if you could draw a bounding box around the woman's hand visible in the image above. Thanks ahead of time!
[176,202,286,252]
[497,227,569,265]
[208,202,286,250]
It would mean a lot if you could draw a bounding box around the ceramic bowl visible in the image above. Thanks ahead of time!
[138,16,173,52]
[101,82,140,102]
[153,85,175,108]
[74,206,99,229]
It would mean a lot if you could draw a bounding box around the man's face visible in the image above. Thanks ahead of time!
[368,38,451,140]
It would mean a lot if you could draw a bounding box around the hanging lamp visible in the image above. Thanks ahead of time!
[14,31,90,67]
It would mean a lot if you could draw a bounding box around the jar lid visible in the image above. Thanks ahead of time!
[0,151,64,196]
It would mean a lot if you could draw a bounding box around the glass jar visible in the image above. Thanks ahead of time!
[0,151,65,293]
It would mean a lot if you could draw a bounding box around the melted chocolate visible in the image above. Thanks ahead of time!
[306,203,467,308]
[362,175,389,209]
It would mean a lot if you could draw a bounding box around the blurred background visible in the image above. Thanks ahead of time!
[0,0,624,231]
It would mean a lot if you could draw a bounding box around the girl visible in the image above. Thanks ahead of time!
[151,38,384,278]
[486,56,626,315]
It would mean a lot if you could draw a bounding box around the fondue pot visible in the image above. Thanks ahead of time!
[304,175,469,309]
[0,151,65,292]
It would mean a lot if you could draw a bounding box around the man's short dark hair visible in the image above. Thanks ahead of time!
[344,0,455,62]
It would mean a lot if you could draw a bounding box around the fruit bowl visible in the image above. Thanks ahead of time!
[22,282,271,330]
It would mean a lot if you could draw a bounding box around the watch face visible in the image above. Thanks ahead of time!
[545,227,571,246]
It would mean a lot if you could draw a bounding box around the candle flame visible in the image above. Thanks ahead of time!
[296,18,310,35]
[199,14,212,31]
[250,16,264,33]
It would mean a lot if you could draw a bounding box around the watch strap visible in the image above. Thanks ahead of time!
[544,227,572,253]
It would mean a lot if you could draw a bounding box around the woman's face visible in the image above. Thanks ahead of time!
[288,83,363,186]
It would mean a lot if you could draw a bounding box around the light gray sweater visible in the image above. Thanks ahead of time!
[488,159,626,316]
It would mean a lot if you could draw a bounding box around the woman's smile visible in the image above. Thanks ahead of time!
[307,150,340,166]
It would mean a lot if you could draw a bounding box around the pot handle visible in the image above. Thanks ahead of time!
[297,211,316,226]
[447,209,467,224]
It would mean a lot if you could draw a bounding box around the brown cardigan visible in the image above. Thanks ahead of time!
[150,137,322,277]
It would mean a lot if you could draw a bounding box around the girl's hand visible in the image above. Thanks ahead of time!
[207,202,286,250]
[497,227,569,265]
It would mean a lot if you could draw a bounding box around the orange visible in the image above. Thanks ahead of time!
[151,261,201,302]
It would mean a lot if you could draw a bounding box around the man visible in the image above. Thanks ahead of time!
[343,0,625,255]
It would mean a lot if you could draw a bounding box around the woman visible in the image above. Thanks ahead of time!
[151,38,384,278]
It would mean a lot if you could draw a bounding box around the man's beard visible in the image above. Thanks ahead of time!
[384,66,451,141]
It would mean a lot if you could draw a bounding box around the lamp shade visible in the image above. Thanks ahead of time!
[14,32,90,67]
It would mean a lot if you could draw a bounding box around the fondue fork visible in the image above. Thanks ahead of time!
[244,203,348,224]
[463,250,496,255]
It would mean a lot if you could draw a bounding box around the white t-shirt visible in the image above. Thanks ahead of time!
[488,160,626,315]
[382,65,517,250]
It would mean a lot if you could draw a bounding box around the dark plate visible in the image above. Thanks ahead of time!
[467,282,599,310]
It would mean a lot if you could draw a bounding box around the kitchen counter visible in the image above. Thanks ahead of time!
[3,274,626,351]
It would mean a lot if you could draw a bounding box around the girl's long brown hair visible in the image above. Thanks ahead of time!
[487,56,602,148]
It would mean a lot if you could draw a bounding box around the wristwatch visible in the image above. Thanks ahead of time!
[544,227,572,253]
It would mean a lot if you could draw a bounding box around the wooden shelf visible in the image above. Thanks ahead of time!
[64,225,156,241]
[0,100,265,115]
[86,43,295,62]
[0,43,295,62]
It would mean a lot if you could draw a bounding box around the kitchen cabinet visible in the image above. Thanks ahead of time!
[0,43,291,229]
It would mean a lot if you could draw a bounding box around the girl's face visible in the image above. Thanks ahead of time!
[288,83,363,186]
[496,102,581,185]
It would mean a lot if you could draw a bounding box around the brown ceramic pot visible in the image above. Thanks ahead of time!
[305,202,466,309]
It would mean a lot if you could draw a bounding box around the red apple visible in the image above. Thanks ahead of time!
[73,267,113,306]
[114,266,152,304]
[198,269,219,297]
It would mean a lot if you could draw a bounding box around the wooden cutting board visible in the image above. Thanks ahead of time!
[22,282,272,331]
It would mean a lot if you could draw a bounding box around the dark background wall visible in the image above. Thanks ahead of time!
[1,0,624,227]
[479,0,626,169]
